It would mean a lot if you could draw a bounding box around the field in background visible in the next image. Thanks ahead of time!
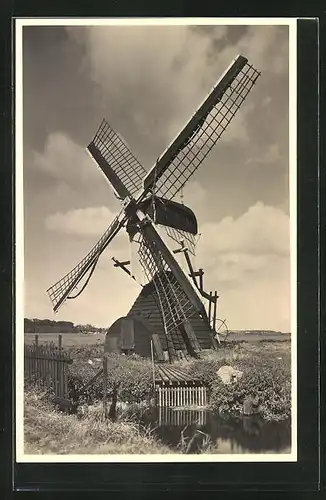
[227,332,291,342]
[24,332,106,346]
[24,331,290,348]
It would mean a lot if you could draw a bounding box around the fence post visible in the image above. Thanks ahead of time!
[34,335,38,383]
[58,335,63,397]
[103,356,108,419]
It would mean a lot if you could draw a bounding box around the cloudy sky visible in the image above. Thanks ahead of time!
[21,21,293,331]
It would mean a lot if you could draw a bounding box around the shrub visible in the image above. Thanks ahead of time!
[209,355,291,421]
[186,358,221,388]
[67,343,104,360]
[68,353,154,404]
[184,345,247,389]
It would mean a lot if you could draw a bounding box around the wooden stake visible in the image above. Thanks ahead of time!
[103,356,108,419]
[150,339,155,388]
[208,291,212,326]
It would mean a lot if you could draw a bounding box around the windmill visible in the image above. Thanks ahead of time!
[47,54,260,362]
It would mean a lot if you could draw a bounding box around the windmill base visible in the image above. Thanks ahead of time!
[104,279,218,361]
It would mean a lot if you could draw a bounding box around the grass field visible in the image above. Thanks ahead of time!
[24,332,106,347]
[24,331,290,348]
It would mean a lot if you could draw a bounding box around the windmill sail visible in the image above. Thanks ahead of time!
[87,119,147,199]
[142,55,260,201]
[47,210,127,312]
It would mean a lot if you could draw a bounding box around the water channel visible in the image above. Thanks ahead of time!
[139,407,291,454]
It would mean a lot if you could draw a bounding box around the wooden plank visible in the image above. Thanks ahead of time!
[182,320,201,352]
[151,333,164,362]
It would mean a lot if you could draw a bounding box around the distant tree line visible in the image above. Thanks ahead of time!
[24,318,106,334]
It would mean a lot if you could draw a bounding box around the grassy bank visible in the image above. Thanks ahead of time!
[24,388,171,455]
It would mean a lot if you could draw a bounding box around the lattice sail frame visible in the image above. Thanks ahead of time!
[137,233,198,360]
[163,226,197,256]
[90,119,147,197]
[150,62,260,201]
[47,210,126,312]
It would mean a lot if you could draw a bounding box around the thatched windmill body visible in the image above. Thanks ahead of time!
[47,55,260,362]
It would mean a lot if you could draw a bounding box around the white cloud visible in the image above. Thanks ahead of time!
[211,25,288,77]
[66,25,287,152]
[45,206,118,236]
[182,180,207,205]
[198,201,289,259]
[245,143,281,165]
[220,256,291,331]
[33,131,122,197]
[190,201,291,331]
[33,132,95,184]
[29,131,127,214]
[262,95,272,107]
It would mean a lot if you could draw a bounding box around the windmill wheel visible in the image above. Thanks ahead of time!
[214,318,229,343]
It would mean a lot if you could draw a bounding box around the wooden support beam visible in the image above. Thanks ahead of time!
[189,270,204,277]
[208,291,212,326]
[113,259,131,267]
[213,290,218,331]
[198,268,204,292]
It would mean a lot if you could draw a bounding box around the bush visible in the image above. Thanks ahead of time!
[68,353,154,404]
[184,346,247,389]
[67,343,104,360]
[186,358,221,388]
[209,355,291,421]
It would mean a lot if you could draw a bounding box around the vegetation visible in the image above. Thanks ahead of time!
[24,387,171,455]
[65,341,291,421]
[24,318,106,334]
[183,342,291,421]
[68,352,154,404]
[24,339,291,454]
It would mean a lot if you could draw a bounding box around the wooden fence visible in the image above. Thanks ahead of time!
[154,363,208,408]
[24,334,72,398]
